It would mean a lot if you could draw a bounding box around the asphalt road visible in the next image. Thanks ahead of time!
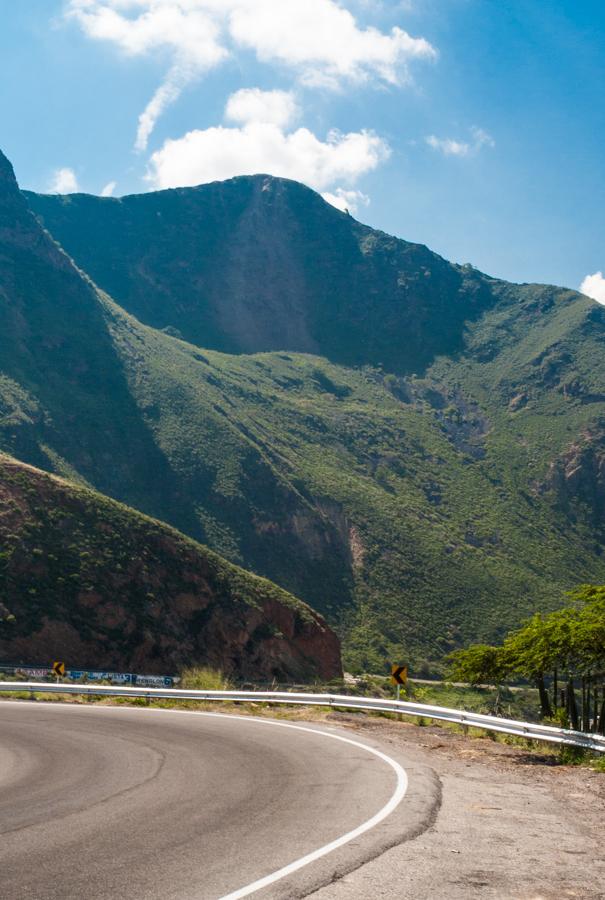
[0,702,438,900]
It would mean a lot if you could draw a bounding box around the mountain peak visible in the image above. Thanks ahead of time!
[0,148,18,187]
[0,148,28,221]
[26,174,498,372]
[166,172,342,219]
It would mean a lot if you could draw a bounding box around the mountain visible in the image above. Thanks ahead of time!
[0,453,340,680]
[25,175,496,374]
[2,150,605,673]
[1,151,351,621]
[0,149,181,520]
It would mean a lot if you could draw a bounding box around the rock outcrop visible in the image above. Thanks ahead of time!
[542,427,605,529]
[0,454,342,681]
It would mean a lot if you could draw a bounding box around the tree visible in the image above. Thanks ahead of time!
[503,614,561,718]
[565,586,605,674]
[447,644,511,713]
[448,586,605,729]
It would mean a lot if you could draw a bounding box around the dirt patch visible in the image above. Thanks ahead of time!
[312,713,605,900]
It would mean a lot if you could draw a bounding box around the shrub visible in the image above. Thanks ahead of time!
[179,666,232,691]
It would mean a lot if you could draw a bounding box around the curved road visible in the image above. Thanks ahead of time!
[0,702,435,899]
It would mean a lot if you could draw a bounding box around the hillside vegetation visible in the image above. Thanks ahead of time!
[1,149,605,672]
[0,453,340,679]
[26,175,496,373]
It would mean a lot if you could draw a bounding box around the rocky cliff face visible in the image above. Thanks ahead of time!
[0,455,341,680]
[542,427,605,529]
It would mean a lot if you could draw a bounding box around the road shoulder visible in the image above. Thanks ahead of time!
[308,715,605,900]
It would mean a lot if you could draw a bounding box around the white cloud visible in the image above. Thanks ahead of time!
[48,167,79,193]
[65,1,436,147]
[322,187,369,214]
[225,88,299,128]
[227,0,436,88]
[470,126,495,150]
[101,180,117,196]
[135,63,201,152]
[580,272,605,305]
[66,2,228,150]
[425,126,495,158]
[146,121,390,191]
[425,135,470,157]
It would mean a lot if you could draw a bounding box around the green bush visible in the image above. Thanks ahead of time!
[558,744,588,765]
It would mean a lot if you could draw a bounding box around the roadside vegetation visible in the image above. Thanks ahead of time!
[179,667,232,691]
[448,584,605,736]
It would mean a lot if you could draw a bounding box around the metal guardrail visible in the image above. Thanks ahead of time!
[2,682,604,753]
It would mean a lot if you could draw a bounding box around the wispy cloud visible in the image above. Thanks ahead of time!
[425,135,471,157]
[580,272,605,305]
[65,1,436,149]
[66,1,227,151]
[470,126,495,150]
[135,62,212,152]
[425,126,494,158]
[48,167,79,193]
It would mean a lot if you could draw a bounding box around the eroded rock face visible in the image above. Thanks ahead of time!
[542,428,605,528]
[0,455,342,681]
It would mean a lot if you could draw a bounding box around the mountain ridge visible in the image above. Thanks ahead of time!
[25,173,501,375]
[2,148,605,672]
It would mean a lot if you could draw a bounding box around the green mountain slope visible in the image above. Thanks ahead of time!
[25,175,496,374]
[2,150,605,672]
[0,454,341,679]
[0,149,184,524]
[0,151,352,618]
[114,320,605,671]
[429,281,605,541]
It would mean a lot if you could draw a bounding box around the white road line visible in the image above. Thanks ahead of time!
[1,702,408,899]
[212,717,408,899]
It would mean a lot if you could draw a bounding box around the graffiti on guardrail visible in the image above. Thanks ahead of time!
[0,665,178,687]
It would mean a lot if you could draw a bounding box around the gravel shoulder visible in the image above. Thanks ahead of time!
[310,713,605,900]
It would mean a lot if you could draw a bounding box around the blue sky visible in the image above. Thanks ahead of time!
[1,1,604,294]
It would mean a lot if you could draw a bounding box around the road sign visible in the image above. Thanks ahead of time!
[391,664,407,686]
[52,661,65,678]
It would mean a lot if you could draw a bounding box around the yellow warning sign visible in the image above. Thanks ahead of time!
[390,664,407,686]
